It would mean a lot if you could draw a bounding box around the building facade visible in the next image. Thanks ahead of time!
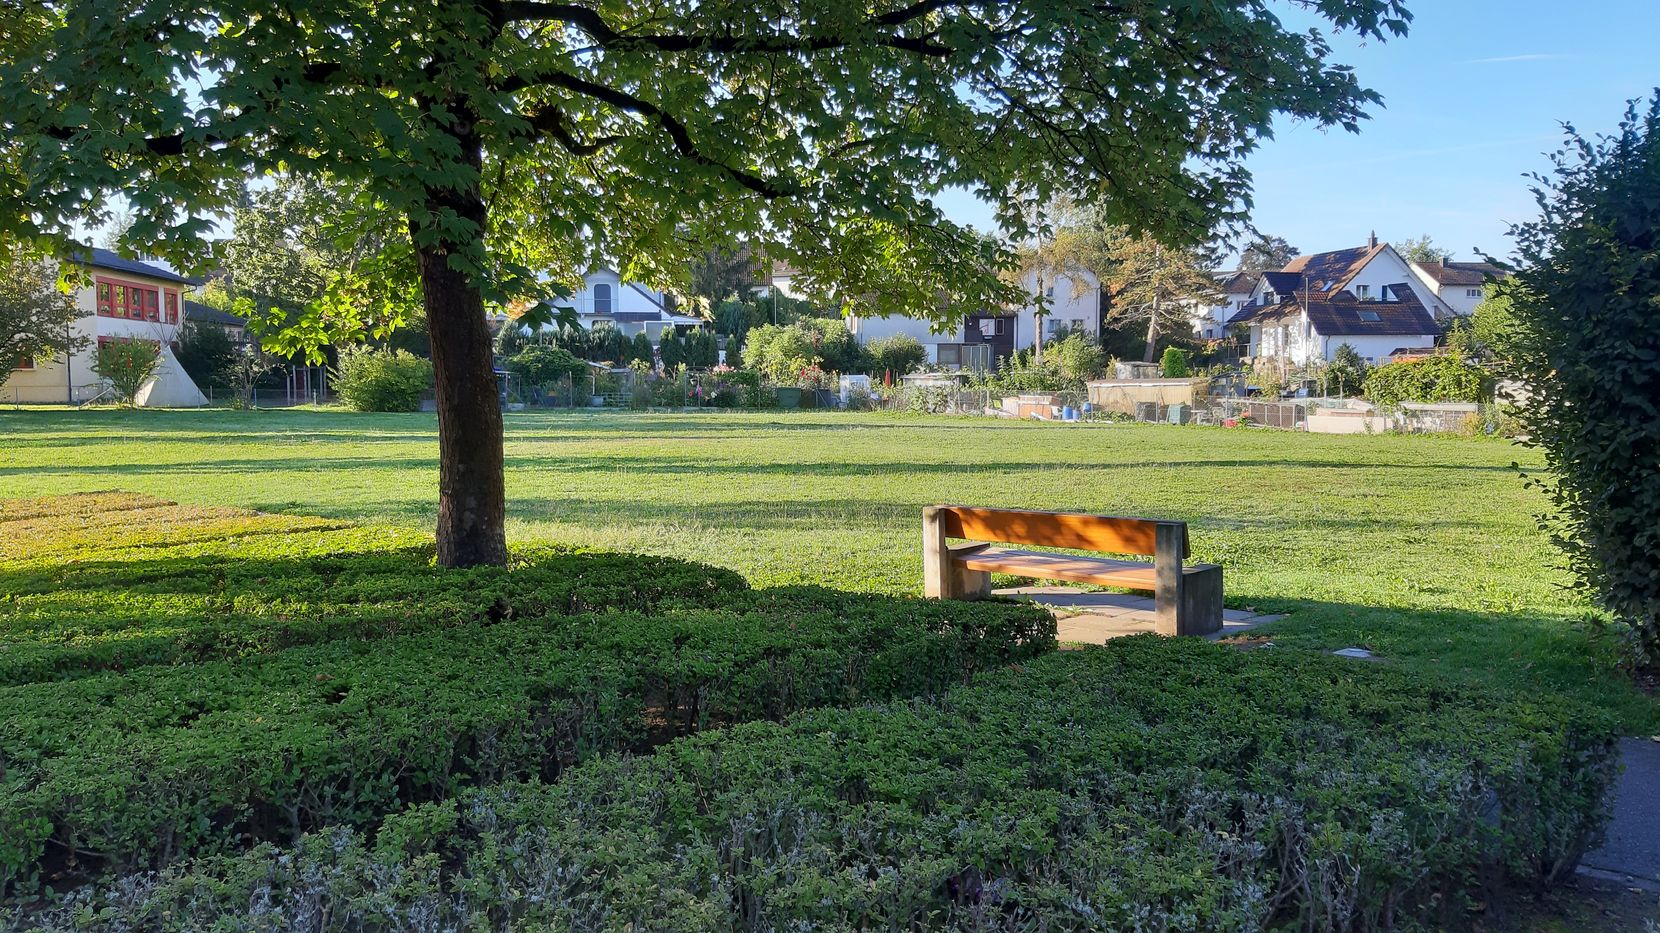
[4,249,205,405]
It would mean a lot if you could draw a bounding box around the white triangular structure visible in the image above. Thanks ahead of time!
[134,344,208,408]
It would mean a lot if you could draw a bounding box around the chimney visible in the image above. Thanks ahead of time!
[1368,230,1378,249]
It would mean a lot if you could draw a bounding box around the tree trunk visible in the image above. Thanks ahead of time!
[412,99,507,568]
[1142,290,1161,363]
[418,235,508,568]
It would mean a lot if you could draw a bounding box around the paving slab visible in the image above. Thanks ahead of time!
[1582,737,1660,891]
[994,586,1284,644]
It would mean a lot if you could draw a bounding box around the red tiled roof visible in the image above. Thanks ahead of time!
[1281,244,1388,296]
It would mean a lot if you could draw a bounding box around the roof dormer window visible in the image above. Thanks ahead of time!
[1357,309,1381,323]
[1355,284,1371,300]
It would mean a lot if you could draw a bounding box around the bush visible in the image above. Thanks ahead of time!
[864,334,925,380]
[92,337,161,404]
[1159,346,1190,378]
[742,323,818,383]
[1323,342,1368,397]
[27,637,1617,931]
[657,330,685,370]
[330,347,432,412]
[1361,353,1487,411]
[1498,96,1660,663]
[506,345,587,388]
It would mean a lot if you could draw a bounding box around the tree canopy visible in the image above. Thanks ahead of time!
[1393,234,1451,264]
[1,0,1411,564]
[1238,233,1300,273]
[0,245,84,374]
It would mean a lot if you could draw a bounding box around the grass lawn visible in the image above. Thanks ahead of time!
[2,406,1654,728]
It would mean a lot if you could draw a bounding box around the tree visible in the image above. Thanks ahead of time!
[93,337,162,404]
[1103,235,1222,362]
[1496,95,1660,664]
[1238,233,1300,273]
[687,248,755,311]
[1159,347,1190,378]
[1324,343,1367,396]
[174,322,239,397]
[1394,234,1451,264]
[3,1,1408,566]
[0,246,85,374]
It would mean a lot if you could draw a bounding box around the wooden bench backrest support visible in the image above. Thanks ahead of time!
[934,506,1189,560]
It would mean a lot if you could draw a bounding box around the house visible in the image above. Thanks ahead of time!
[1228,283,1440,369]
[183,300,250,344]
[566,269,704,338]
[1193,270,1256,340]
[1409,259,1507,317]
[4,248,207,406]
[1244,237,1453,319]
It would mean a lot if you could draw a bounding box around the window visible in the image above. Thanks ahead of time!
[937,343,962,366]
[978,317,1002,336]
[1466,288,1481,298]
[1357,309,1381,323]
[1355,284,1371,300]
[1070,318,1086,332]
[1044,317,1058,335]
[592,283,613,314]
[95,278,161,320]
[13,356,33,371]
[1044,286,1054,298]
[165,290,179,324]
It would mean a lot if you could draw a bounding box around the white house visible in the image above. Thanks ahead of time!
[1409,259,1506,317]
[1243,238,1453,319]
[4,249,207,406]
[567,269,702,338]
[1193,270,1256,340]
[1228,282,1440,369]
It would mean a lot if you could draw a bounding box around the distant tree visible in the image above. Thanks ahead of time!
[1497,94,1660,664]
[97,206,136,252]
[1470,287,1524,366]
[1104,235,1222,363]
[865,334,926,379]
[93,337,162,404]
[174,322,239,397]
[658,330,686,371]
[0,246,85,374]
[3,1,1410,565]
[1238,233,1300,273]
[628,332,656,369]
[1394,235,1452,264]
[688,249,756,311]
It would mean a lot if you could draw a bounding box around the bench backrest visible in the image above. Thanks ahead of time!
[933,505,1188,559]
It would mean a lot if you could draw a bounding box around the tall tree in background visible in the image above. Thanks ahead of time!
[0,245,85,374]
[2,0,1409,567]
[1238,232,1300,272]
[1497,95,1660,664]
[687,248,755,313]
[1104,235,1222,363]
[1394,234,1451,263]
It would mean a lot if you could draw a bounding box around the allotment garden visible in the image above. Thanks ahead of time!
[0,408,1650,930]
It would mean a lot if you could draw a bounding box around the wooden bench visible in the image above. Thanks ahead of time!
[923,505,1223,637]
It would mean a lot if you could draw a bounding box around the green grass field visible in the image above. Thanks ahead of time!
[2,406,1653,727]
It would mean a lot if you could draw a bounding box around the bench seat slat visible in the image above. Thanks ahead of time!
[953,546,1157,590]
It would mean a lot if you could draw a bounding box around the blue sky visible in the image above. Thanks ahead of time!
[936,0,1660,263]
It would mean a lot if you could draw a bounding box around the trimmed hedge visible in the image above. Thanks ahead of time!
[0,601,1054,892]
[1,537,749,686]
[8,637,1617,931]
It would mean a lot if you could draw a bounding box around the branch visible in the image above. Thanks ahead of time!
[498,2,955,56]
[518,103,626,155]
[510,71,800,198]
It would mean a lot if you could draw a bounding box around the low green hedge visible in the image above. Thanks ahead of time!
[0,599,1054,892]
[0,541,750,686]
[16,638,1615,931]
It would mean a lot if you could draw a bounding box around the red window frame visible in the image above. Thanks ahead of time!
[165,290,179,324]
[95,276,163,321]
[13,356,34,371]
